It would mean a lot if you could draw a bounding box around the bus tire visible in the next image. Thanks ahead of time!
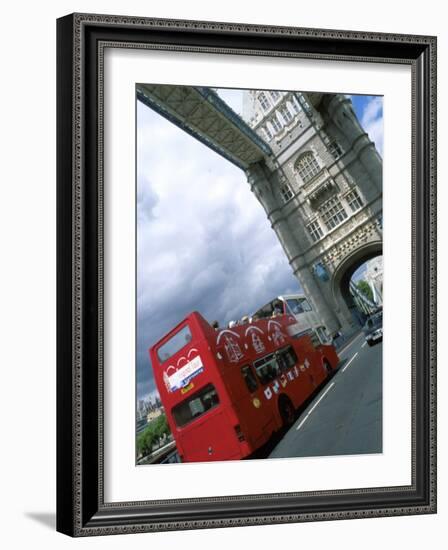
[323,359,333,377]
[278,395,295,427]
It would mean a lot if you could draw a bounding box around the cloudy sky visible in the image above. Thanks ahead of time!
[136,90,383,403]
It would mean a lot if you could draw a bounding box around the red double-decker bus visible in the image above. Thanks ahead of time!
[149,312,339,463]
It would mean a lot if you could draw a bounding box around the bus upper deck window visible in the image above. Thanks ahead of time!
[259,304,273,319]
[272,300,284,316]
[157,325,192,363]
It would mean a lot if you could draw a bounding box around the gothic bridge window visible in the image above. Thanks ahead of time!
[297,94,312,114]
[291,95,302,113]
[295,151,321,184]
[345,188,364,212]
[328,141,343,160]
[279,104,293,124]
[270,114,283,134]
[319,196,348,231]
[322,133,343,161]
[307,219,324,242]
[258,92,271,112]
[279,183,293,203]
[262,125,273,141]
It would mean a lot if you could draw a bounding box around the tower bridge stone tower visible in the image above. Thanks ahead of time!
[137,84,382,335]
[242,90,382,334]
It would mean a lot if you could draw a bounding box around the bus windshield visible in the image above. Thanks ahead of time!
[157,324,192,363]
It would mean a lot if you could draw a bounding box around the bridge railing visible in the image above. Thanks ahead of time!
[349,279,378,317]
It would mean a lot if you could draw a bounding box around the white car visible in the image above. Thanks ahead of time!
[363,311,383,347]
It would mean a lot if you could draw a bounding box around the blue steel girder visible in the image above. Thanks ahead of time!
[136,84,272,170]
[349,279,377,310]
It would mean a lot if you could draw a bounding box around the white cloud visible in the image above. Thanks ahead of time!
[136,92,385,399]
[361,96,383,156]
[136,97,299,399]
[361,96,382,127]
[215,88,243,115]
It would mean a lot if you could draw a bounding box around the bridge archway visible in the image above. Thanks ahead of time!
[331,241,383,329]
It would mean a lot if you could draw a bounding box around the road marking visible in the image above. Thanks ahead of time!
[338,333,363,355]
[361,341,367,348]
[296,382,335,431]
[341,352,359,373]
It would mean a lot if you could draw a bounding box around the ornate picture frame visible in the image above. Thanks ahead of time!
[56,13,436,536]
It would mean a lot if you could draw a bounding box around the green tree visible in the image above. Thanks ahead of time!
[137,413,171,457]
[356,279,374,302]
[137,424,156,456]
[153,414,170,440]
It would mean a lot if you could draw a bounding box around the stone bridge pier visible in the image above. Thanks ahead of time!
[137,85,383,336]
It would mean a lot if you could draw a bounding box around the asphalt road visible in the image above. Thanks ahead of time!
[269,333,382,459]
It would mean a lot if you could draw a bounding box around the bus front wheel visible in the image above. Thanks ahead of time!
[278,395,295,427]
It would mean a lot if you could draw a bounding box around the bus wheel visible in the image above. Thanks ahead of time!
[278,395,295,427]
[323,359,333,377]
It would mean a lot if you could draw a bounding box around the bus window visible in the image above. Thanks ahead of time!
[172,384,219,428]
[277,346,298,371]
[253,353,281,385]
[257,303,274,319]
[316,326,329,344]
[271,300,284,316]
[157,325,192,362]
[241,366,258,393]
[286,297,312,315]
[309,331,321,348]
[300,298,312,312]
[286,298,304,314]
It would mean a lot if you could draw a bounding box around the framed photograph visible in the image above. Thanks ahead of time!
[57,13,437,536]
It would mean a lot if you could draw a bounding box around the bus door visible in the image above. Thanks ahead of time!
[296,333,332,388]
[234,365,278,449]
